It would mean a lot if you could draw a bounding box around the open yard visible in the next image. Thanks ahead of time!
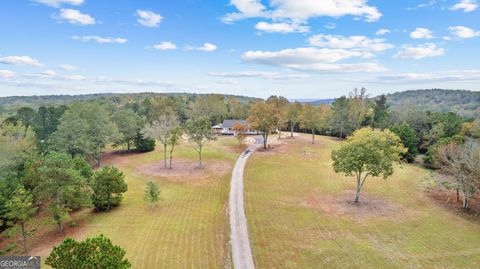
[29,137,239,268]
[244,134,480,269]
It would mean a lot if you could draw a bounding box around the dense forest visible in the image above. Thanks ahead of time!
[300,89,479,119]
[386,89,480,118]
[0,92,260,117]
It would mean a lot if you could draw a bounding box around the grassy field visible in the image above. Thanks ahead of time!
[244,134,480,269]
[32,136,239,268]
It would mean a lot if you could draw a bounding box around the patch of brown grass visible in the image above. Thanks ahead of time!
[301,190,416,222]
[136,159,232,185]
[424,188,480,219]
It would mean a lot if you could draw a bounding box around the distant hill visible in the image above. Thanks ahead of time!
[291,98,334,105]
[0,92,260,116]
[385,89,480,118]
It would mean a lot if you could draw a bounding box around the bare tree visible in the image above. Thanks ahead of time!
[144,113,179,168]
[435,140,480,209]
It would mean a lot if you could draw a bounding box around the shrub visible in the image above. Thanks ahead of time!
[91,166,128,211]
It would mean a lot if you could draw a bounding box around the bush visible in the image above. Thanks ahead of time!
[91,166,128,211]
[46,235,131,269]
[423,135,464,168]
[134,130,155,152]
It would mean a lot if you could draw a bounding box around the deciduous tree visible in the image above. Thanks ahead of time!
[266,96,289,138]
[232,122,247,146]
[185,118,215,167]
[144,181,160,210]
[332,128,406,203]
[328,96,350,138]
[167,126,183,169]
[247,101,278,149]
[434,140,480,209]
[300,104,319,144]
[112,109,143,151]
[144,113,179,168]
[287,102,303,138]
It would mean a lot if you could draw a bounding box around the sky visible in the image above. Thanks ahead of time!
[0,0,479,99]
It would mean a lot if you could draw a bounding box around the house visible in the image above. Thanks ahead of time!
[211,124,223,135]
[212,119,259,135]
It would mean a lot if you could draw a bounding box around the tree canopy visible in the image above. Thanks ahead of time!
[332,128,406,203]
[46,235,131,269]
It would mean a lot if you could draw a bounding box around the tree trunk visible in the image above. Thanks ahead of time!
[311,129,315,144]
[21,222,27,253]
[169,146,174,169]
[58,221,63,233]
[97,148,103,167]
[456,188,460,202]
[107,193,111,211]
[339,126,344,139]
[163,143,167,168]
[463,194,470,209]
[354,174,361,203]
[263,132,268,149]
[198,145,203,167]
[290,122,294,137]
[127,141,130,151]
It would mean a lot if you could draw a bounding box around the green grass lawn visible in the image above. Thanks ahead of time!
[244,134,480,269]
[35,136,239,268]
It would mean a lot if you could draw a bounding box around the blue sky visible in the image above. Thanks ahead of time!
[0,0,479,98]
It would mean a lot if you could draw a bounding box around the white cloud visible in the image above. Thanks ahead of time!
[394,43,445,59]
[136,10,163,27]
[58,64,80,71]
[58,8,95,25]
[324,23,336,29]
[255,21,309,33]
[223,0,268,23]
[187,43,217,52]
[376,28,390,36]
[39,70,56,77]
[450,0,478,12]
[0,56,44,67]
[72,35,128,44]
[32,0,84,7]
[308,34,394,55]
[410,27,434,39]
[448,26,480,38]
[241,47,388,72]
[223,0,382,23]
[0,70,15,78]
[209,71,310,80]
[153,42,177,50]
[407,0,439,10]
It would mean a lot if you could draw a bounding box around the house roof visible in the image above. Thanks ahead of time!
[221,119,247,128]
[212,124,223,129]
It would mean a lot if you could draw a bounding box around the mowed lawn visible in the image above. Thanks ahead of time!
[244,134,480,269]
[36,137,239,268]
